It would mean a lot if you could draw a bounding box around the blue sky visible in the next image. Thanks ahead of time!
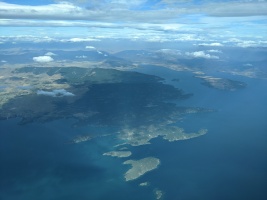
[0,0,267,47]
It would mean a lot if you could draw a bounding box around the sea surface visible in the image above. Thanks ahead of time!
[0,66,267,200]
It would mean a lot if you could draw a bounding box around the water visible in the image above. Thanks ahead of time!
[0,66,267,200]
[135,66,267,199]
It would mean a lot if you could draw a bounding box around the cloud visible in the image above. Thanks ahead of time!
[199,42,224,47]
[205,1,267,17]
[0,1,266,24]
[33,56,54,63]
[69,37,100,42]
[225,38,267,48]
[0,1,266,45]
[207,49,222,53]
[45,52,56,56]
[236,40,260,48]
[37,89,75,97]
[185,51,219,59]
[85,46,96,50]
[0,35,56,43]
[244,63,253,67]
[0,2,84,20]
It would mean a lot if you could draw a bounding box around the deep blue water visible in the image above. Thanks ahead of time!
[0,66,267,200]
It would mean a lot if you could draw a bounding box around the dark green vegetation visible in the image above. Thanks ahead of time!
[0,67,210,127]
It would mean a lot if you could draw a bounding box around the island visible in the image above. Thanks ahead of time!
[139,182,150,187]
[123,157,160,181]
[195,75,246,91]
[103,151,132,158]
[68,135,92,144]
[118,125,208,146]
[154,189,164,200]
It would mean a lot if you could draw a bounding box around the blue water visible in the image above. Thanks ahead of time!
[0,66,267,200]
[133,65,267,200]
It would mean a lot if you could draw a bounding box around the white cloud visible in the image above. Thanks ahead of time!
[0,35,56,43]
[0,2,84,20]
[225,38,267,47]
[236,40,258,48]
[207,49,222,53]
[186,51,219,59]
[145,36,171,42]
[244,63,253,67]
[206,1,267,17]
[199,42,224,47]
[69,37,99,42]
[1,60,7,63]
[107,0,144,8]
[0,1,266,44]
[85,46,96,50]
[33,56,54,63]
[0,1,266,24]
[37,89,75,97]
[45,52,56,56]
[175,34,204,41]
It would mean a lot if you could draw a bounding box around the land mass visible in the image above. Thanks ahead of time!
[118,125,207,146]
[123,157,160,181]
[195,75,246,91]
[0,67,196,127]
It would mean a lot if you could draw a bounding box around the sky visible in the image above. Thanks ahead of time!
[0,0,267,47]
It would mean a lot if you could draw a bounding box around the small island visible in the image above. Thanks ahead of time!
[154,189,164,200]
[123,157,160,181]
[139,182,150,187]
[68,135,92,144]
[103,151,132,158]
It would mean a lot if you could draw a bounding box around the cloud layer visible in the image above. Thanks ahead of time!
[0,1,266,45]
[0,1,266,23]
